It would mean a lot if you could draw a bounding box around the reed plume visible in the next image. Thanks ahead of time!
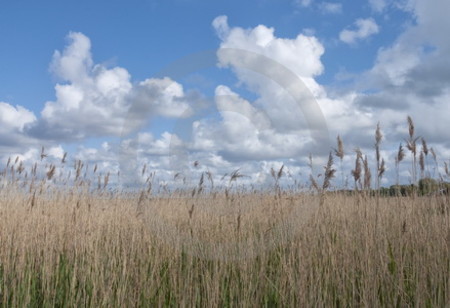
[322,152,336,191]
[334,135,345,187]
[351,148,362,190]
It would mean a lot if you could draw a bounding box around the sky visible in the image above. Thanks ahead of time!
[0,0,449,189]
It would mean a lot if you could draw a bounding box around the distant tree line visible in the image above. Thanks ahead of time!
[334,178,450,197]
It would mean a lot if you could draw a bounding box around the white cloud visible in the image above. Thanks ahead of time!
[369,39,421,87]
[0,31,203,181]
[137,131,184,156]
[50,32,93,84]
[215,85,271,131]
[31,32,198,141]
[333,0,450,182]
[184,16,331,164]
[212,15,230,40]
[358,0,450,135]
[212,15,324,78]
[339,18,380,44]
[319,2,342,14]
[210,15,329,156]
[212,16,324,108]
[0,102,38,155]
[205,15,392,169]
[0,102,36,131]
[47,145,65,159]
[132,78,193,119]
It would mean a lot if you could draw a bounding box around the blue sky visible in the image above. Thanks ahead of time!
[1,0,449,188]
[1,0,408,109]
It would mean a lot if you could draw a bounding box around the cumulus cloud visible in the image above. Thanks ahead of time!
[130,78,194,119]
[212,15,324,79]
[215,85,271,132]
[27,32,196,141]
[209,16,332,156]
[50,32,94,84]
[0,31,202,185]
[0,102,38,153]
[339,18,379,44]
[211,15,327,140]
[0,102,36,131]
[191,86,314,161]
[204,16,391,169]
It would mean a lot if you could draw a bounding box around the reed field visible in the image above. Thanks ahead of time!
[0,118,449,307]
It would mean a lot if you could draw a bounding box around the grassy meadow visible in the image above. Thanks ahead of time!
[0,118,449,307]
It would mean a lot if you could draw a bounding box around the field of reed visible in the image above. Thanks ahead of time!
[0,117,449,307]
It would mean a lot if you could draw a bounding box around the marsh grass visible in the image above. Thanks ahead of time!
[0,186,448,307]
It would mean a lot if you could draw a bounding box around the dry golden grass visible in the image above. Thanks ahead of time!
[0,185,448,307]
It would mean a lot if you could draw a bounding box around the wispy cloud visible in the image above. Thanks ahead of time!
[319,2,342,14]
[368,0,387,12]
[294,0,313,8]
